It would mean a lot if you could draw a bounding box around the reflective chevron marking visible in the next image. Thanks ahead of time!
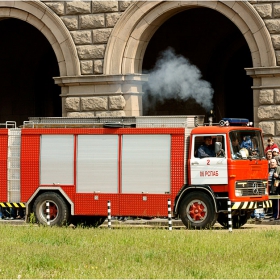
[232,201,272,209]
[0,202,26,208]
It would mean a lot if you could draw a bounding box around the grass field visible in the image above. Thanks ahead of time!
[1,224,279,279]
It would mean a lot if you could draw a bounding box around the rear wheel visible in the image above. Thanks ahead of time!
[32,192,70,226]
[179,192,217,229]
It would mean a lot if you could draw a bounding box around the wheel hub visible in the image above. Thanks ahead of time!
[41,201,59,222]
[187,200,207,222]
[49,204,58,219]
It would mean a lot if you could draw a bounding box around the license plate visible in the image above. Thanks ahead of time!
[255,208,264,214]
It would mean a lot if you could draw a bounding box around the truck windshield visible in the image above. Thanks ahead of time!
[229,130,265,159]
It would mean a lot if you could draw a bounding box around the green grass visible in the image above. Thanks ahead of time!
[0,224,279,279]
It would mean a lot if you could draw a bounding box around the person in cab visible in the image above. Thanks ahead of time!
[231,137,241,154]
[240,136,252,150]
[197,136,216,158]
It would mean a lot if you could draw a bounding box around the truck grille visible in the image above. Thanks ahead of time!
[235,180,267,196]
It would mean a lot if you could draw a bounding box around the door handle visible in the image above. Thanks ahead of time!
[192,162,199,165]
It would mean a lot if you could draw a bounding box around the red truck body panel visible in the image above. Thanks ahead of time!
[19,128,185,216]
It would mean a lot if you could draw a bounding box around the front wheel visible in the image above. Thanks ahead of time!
[32,192,70,226]
[217,212,249,229]
[179,192,217,229]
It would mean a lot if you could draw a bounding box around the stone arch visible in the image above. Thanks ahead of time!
[104,0,276,75]
[0,1,80,76]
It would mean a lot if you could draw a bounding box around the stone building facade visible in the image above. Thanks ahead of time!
[1,1,280,143]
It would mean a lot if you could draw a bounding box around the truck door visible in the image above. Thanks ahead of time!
[190,134,228,184]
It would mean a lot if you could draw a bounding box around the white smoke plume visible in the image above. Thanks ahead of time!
[143,48,214,111]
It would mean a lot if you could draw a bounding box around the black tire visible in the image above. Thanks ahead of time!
[232,215,248,228]
[179,192,217,229]
[32,192,70,226]
[217,212,249,229]
[217,213,228,228]
[71,216,106,227]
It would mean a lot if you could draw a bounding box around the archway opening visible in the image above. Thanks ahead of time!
[0,18,61,126]
[142,7,253,122]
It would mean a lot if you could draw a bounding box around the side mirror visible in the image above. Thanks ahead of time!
[215,142,225,157]
[215,142,222,153]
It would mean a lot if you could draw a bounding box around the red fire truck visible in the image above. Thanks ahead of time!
[0,115,270,229]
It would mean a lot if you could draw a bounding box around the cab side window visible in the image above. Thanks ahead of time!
[194,135,225,158]
[194,136,204,158]
[194,136,215,158]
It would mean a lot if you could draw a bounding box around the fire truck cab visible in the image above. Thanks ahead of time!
[0,116,270,229]
[182,122,269,228]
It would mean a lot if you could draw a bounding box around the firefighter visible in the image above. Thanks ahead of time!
[197,136,216,158]
[231,137,241,154]
[240,136,252,150]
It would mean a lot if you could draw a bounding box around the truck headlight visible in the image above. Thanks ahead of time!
[265,188,268,195]
[235,190,243,197]
[263,181,268,195]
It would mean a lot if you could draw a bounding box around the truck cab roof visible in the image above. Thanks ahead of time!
[190,125,261,135]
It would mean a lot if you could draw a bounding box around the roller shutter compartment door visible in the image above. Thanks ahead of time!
[40,135,74,185]
[76,135,118,193]
[122,134,171,194]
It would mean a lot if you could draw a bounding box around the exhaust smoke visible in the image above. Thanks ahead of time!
[143,48,214,113]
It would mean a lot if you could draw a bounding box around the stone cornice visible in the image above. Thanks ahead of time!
[60,91,144,97]
[246,66,280,77]
[54,74,149,86]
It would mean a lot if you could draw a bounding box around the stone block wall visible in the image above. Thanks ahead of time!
[42,0,138,118]
[251,1,280,144]
[258,89,280,134]
[65,95,126,117]
[252,1,280,65]
[43,1,132,75]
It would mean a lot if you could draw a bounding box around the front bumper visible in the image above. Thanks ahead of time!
[232,200,272,210]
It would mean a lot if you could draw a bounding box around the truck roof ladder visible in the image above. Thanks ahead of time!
[24,115,205,129]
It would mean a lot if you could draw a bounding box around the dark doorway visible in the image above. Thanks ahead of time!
[142,7,253,122]
[0,18,61,126]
